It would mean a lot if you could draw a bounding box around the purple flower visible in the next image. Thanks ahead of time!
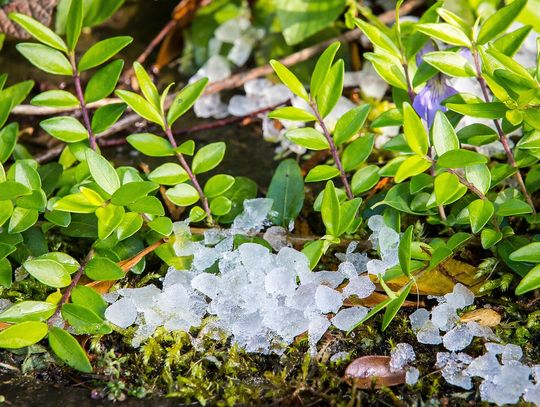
[412,76,458,128]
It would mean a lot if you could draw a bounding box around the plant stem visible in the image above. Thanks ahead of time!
[430,148,446,221]
[69,53,97,151]
[402,62,416,103]
[163,125,212,221]
[309,101,354,200]
[48,251,93,326]
[471,48,536,215]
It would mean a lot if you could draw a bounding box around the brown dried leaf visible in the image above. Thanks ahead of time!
[0,321,11,330]
[0,0,57,39]
[344,356,405,388]
[460,308,501,327]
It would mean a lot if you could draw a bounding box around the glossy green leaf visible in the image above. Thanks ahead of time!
[126,133,174,157]
[209,196,232,216]
[477,0,527,44]
[468,199,494,233]
[342,133,374,171]
[0,321,48,349]
[95,204,124,240]
[423,51,475,77]
[446,102,507,119]
[204,174,235,198]
[166,183,200,206]
[192,142,226,174]
[267,159,304,228]
[438,149,488,168]
[316,59,344,118]
[111,181,158,206]
[510,242,540,263]
[167,78,208,125]
[85,256,123,281]
[416,23,472,47]
[127,196,164,216]
[0,301,56,323]
[71,285,107,318]
[354,18,400,56]
[24,258,71,288]
[382,283,412,330]
[148,216,173,236]
[268,107,317,122]
[305,165,340,182]
[516,264,540,295]
[91,103,126,134]
[48,327,92,372]
[8,207,38,233]
[310,41,340,98]
[84,60,124,103]
[434,172,467,205]
[16,43,72,75]
[432,110,459,156]
[321,181,340,237]
[333,104,371,146]
[0,123,18,164]
[78,36,133,71]
[465,164,491,195]
[481,228,502,249]
[269,60,308,101]
[116,212,143,241]
[394,155,432,183]
[40,116,88,143]
[497,198,533,216]
[148,162,188,185]
[9,13,67,51]
[116,90,163,126]
[284,127,329,150]
[351,165,380,194]
[403,102,428,156]
[31,90,79,108]
[85,149,120,195]
[61,303,110,335]
[66,0,83,50]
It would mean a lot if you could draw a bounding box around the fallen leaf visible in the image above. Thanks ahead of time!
[344,355,405,388]
[0,322,11,330]
[0,0,56,39]
[460,308,501,327]
[343,291,422,308]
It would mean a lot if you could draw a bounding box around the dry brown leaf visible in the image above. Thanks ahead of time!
[460,308,501,327]
[0,0,56,39]
[387,258,482,296]
[344,356,405,388]
[0,321,11,330]
[344,291,422,308]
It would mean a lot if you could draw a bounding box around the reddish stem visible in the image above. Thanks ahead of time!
[70,54,97,151]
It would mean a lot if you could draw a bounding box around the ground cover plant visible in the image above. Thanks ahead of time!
[1,0,540,405]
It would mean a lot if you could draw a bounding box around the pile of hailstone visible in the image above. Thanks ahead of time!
[105,199,378,353]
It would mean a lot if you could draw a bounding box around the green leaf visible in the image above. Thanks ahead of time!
[493,25,533,56]
[0,301,56,323]
[204,174,235,198]
[321,181,340,237]
[310,42,340,98]
[446,102,508,119]
[66,0,83,50]
[166,184,200,206]
[0,123,18,163]
[85,149,120,195]
[24,258,71,288]
[267,159,304,227]
[365,53,408,90]
[497,198,532,216]
[477,0,527,45]
[127,196,164,216]
[0,321,48,349]
[16,43,72,75]
[53,190,102,213]
[8,207,38,233]
[95,204,124,240]
[438,149,488,168]
[354,18,400,56]
[398,226,413,277]
[48,327,92,372]
[382,283,412,330]
[148,162,188,185]
[516,264,540,295]
[148,216,173,236]
[61,303,110,335]
[481,228,502,249]
[276,0,346,45]
[338,197,361,235]
[71,285,107,317]
[85,256,123,281]
[40,116,88,143]
[268,107,317,122]
[510,242,540,263]
[78,36,133,71]
[465,164,491,195]
[342,133,374,171]
[432,111,459,156]
[284,127,329,150]
[434,172,467,205]
[209,196,232,216]
[84,60,124,103]
[305,165,340,182]
[416,23,472,47]
[333,104,371,146]
[111,181,158,206]
[0,258,12,288]
[176,140,195,156]
[316,59,344,118]
[269,60,308,101]
[115,90,163,126]
[351,165,380,195]
[0,182,31,202]
[468,199,494,233]
[394,155,431,183]
[133,62,160,109]
[126,133,173,157]
[422,51,475,77]
[167,78,208,125]
[39,252,79,273]
[403,103,428,156]
[91,103,126,134]
[9,13,67,52]
[192,142,226,174]
[116,212,143,241]
[31,90,79,108]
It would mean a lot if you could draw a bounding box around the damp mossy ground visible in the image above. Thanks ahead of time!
[3,288,540,406]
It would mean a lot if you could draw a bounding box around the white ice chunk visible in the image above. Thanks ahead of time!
[444,283,474,309]
[431,303,459,331]
[331,307,368,331]
[105,298,138,328]
[191,273,221,298]
[466,352,501,379]
[436,352,473,390]
[390,343,416,371]
[342,275,375,299]
[406,367,420,385]
[265,267,298,298]
[443,324,474,351]
[315,285,343,314]
[232,198,274,233]
[409,308,430,331]
[417,321,442,345]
